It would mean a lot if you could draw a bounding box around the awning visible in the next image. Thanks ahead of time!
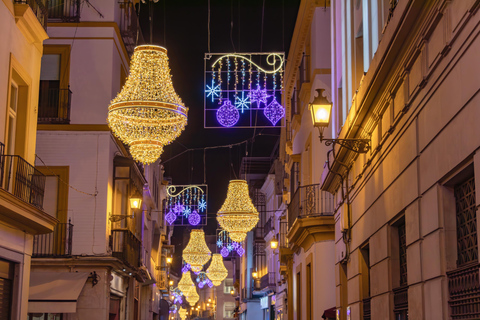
[29,272,89,313]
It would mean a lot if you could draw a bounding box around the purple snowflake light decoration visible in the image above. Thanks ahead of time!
[220,246,230,258]
[248,87,269,106]
[216,100,239,127]
[263,97,285,125]
[232,242,240,250]
[236,246,245,256]
[173,203,184,214]
[165,210,177,225]
[188,210,201,226]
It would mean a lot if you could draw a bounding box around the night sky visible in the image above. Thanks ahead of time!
[138,0,300,273]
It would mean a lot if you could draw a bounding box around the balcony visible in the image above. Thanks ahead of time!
[14,0,48,29]
[393,285,408,319]
[47,0,81,22]
[119,1,145,57]
[447,262,480,320]
[287,184,334,251]
[38,87,72,124]
[33,220,73,257]
[263,216,273,238]
[156,268,167,290]
[110,229,141,268]
[259,272,276,290]
[278,220,292,274]
[0,147,46,210]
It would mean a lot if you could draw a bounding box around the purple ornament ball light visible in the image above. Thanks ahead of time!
[220,246,230,258]
[188,210,201,225]
[216,100,240,127]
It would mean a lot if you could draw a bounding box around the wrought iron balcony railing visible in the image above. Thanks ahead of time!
[110,229,141,268]
[287,184,334,230]
[298,53,310,85]
[363,297,371,320]
[279,220,288,248]
[33,220,73,257]
[0,147,46,210]
[14,0,48,29]
[393,285,408,319]
[48,0,81,22]
[38,87,72,124]
[119,1,144,57]
[259,272,276,289]
[447,262,480,320]
[264,216,274,238]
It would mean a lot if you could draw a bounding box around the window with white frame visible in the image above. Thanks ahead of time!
[223,302,235,318]
[224,278,234,294]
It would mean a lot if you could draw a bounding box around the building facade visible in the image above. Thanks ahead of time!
[29,0,172,319]
[0,1,54,319]
[279,0,337,319]
[321,0,480,320]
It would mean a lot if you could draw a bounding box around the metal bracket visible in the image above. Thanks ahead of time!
[109,214,134,222]
[322,138,371,154]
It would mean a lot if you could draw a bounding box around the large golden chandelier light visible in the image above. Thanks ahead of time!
[182,229,212,273]
[206,253,228,286]
[179,307,187,320]
[186,287,199,306]
[108,45,188,164]
[178,270,195,295]
[217,180,259,242]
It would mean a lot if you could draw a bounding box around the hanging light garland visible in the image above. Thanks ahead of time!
[217,180,259,242]
[108,45,188,164]
[177,271,195,295]
[182,229,212,272]
[206,254,228,286]
[186,287,199,306]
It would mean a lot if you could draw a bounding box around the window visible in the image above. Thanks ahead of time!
[224,278,234,294]
[454,176,477,267]
[224,302,235,319]
[39,45,70,123]
[393,217,408,319]
[360,244,371,320]
[5,56,31,160]
[306,263,312,320]
[0,259,15,319]
[36,167,69,222]
[290,162,300,194]
[296,271,301,320]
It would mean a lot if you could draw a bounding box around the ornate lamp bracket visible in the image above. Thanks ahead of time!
[322,138,371,154]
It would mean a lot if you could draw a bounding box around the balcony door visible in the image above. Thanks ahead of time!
[39,46,70,123]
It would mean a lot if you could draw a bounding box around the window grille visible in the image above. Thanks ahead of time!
[455,176,477,267]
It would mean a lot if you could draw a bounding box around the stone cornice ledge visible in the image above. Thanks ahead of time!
[14,3,48,50]
[287,215,335,252]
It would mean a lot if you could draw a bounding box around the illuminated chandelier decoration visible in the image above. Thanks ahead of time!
[206,254,228,286]
[165,185,207,226]
[182,229,212,273]
[177,271,195,295]
[217,229,244,257]
[186,287,199,306]
[217,180,259,242]
[179,308,187,320]
[108,45,188,164]
[204,53,285,128]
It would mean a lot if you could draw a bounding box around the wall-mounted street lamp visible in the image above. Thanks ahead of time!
[166,256,173,264]
[109,192,143,222]
[270,238,279,249]
[230,289,235,295]
[169,280,174,286]
[252,271,258,279]
[129,192,143,210]
[310,89,370,153]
